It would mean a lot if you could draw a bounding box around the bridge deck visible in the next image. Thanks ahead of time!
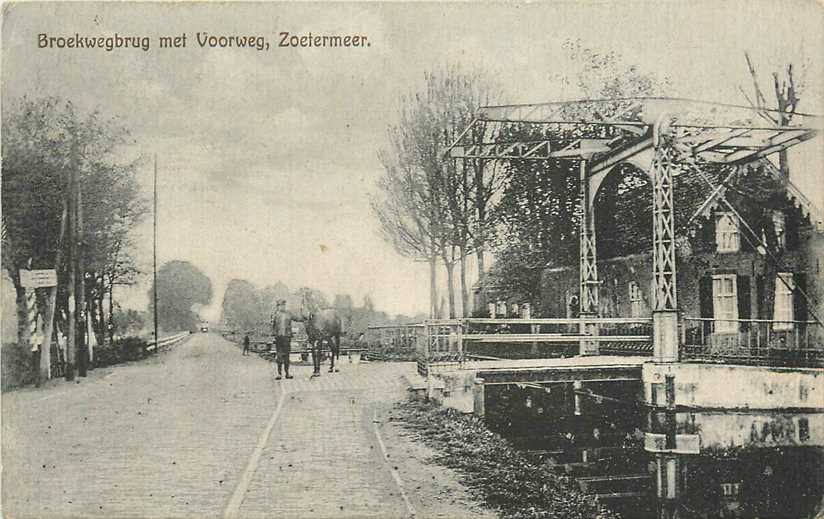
[434,355,648,384]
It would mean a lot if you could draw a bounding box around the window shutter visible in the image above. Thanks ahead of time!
[701,215,716,253]
[786,210,801,251]
[737,275,751,331]
[756,275,766,319]
[699,276,713,336]
[794,273,808,324]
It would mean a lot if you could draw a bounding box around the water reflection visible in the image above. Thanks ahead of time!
[485,383,824,518]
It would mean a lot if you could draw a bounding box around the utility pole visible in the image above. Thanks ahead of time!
[153,153,159,351]
[65,130,78,381]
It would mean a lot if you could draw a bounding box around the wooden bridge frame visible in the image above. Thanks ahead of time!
[446,97,822,363]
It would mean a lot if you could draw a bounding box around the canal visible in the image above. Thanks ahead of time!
[484,382,824,518]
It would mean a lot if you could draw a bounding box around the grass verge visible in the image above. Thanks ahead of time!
[394,398,620,519]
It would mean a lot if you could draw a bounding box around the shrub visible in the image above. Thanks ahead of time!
[94,337,149,367]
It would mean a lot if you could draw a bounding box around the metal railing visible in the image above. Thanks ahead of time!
[682,317,823,367]
[146,331,191,352]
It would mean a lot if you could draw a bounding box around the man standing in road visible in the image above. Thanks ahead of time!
[242,333,251,356]
[271,300,298,380]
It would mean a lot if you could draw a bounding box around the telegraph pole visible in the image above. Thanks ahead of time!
[65,131,78,381]
[153,154,159,351]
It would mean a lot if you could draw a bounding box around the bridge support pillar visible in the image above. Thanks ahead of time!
[473,378,485,417]
[654,454,682,519]
[653,311,679,363]
[650,117,680,363]
[578,313,600,356]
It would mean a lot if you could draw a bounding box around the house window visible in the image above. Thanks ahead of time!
[628,281,643,317]
[772,211,786,249]
[773,273,794,330]
[712,274,738,333]
[716,212,740,252]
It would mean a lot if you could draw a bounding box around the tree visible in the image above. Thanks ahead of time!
[2,96,146,352]
[148,260,212,332]
[221,279,260,332]
[373,65,500,317]
[372,133,442,318]
[111,306,145,337]
[487,43,671,314]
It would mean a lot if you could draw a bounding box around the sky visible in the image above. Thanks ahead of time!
[2,0,823,320]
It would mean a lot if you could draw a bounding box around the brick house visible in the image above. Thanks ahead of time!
[536,161,824,353]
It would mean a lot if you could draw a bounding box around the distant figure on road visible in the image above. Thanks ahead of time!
[242,333,251,356]
[272,300,301,380]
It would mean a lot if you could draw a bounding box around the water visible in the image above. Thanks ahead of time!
[485,383,824,519]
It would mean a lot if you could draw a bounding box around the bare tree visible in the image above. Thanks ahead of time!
[740,52,802,178]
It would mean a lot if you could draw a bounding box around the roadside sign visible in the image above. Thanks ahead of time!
[20,269,58,288]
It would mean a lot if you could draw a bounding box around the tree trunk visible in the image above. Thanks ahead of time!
[428,253,438,319]
[14,277,29,346]
[460,246,469,317]
[96,283,105,345]
[108,282,115,344]
[77,188,87,377]
[444,259,456,319]
[474,158,487,281]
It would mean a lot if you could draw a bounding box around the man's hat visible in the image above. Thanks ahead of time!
[277,299,287,305]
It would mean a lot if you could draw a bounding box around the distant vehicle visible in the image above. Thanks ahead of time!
[200,323,209,333]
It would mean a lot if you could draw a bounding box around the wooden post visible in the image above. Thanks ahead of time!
[40,198,68,383]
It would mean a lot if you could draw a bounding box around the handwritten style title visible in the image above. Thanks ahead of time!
[37,32,372,52]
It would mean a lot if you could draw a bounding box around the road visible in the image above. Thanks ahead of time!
[2,333,495,519]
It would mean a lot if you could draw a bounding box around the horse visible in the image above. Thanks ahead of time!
[302,306,343,376]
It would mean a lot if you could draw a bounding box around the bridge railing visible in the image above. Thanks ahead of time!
[365,323,426,365]
[369,317,654,376]
[682,317,824,367]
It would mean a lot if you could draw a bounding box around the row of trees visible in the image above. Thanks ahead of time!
[2,97,147,348]
[373,45,806,318]
[220,279,424,336]
[371,65,504,318]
